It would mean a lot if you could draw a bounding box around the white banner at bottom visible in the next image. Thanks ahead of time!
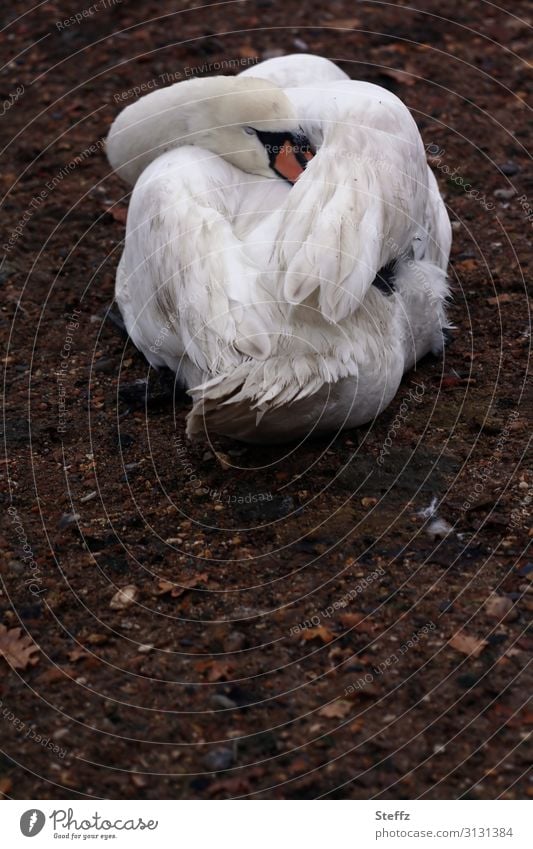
[2,800,531,848]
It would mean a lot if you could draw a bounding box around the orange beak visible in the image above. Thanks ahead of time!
[256,129,315,184]
[273,138,315,183]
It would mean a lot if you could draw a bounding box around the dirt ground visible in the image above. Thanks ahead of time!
[1,0,531,800]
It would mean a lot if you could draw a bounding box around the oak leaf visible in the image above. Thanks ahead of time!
[0,625,40,670]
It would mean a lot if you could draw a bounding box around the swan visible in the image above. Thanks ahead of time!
[107,54,451,443]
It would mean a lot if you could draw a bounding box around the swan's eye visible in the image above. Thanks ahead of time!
[243,126,256,136]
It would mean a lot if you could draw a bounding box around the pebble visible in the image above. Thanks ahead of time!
[80,491,97,503]
[210,694,238,709]
[109,585,138,610]
[498,161,519,176]
[493,187,516,200]
[8,560,24,575]
[484,594,518,622]
[261,49,285,60]
[203,746,234,771]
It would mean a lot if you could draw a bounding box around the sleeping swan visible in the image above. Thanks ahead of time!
[106,54,451,443]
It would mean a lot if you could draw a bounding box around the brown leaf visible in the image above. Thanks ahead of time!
[238,46,259,60]
[156,573,209,598]
[68,647,90,663]
[35,666,76,685]
[381,65,417,86]
[455,259,478,273]
[328,17,362,28]
[338,612,375,633]
[487,293,514,305]
[195,659,234,682]
[301,626,335,644]
[106,205,128,224]
[0,625,39,670]
[318,700,351,718]
[449,630,488,658]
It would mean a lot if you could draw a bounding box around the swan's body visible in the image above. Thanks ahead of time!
[107,54,451,443]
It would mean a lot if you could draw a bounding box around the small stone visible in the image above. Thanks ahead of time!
[203,746,234,771]
[484,594,517,622]
[261,49,285,60]
[210,694,237,709]
[110,585,138,610]
[493,187,516,200]
[498,162,519,176]
[80,491,97,503]
[518,563,533,578]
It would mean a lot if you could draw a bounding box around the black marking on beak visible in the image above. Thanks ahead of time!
[254,129,315,183]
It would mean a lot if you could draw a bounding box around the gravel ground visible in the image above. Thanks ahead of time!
[0,0,531,799]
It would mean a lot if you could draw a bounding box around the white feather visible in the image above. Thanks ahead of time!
[109,54,452,443]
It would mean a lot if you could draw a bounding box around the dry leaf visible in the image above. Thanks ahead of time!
[328,17,361,28]
[156,573,209,598]
[238,46,259,60]
[318,700,351,718]
[0,625,39,670]
[338,612,375,633]
[449,630,488,658]
[106,205,128,224]
[381,65,417,86]
[487,293,514,305]
[301,626,335,644]
[36,666,75,685]
[110,585,138,610]
[68,647,90,662]
[195,659,234,682]
[455,259,478,273]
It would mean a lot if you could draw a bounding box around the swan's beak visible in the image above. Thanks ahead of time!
[256,130,315,184]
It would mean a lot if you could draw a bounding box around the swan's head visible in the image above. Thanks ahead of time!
[191,76,314,182]
[107,75,314,185]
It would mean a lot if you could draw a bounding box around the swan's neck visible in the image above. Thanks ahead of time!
[106,78,229,186]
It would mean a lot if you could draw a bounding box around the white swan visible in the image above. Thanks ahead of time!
[107,54,451,443]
